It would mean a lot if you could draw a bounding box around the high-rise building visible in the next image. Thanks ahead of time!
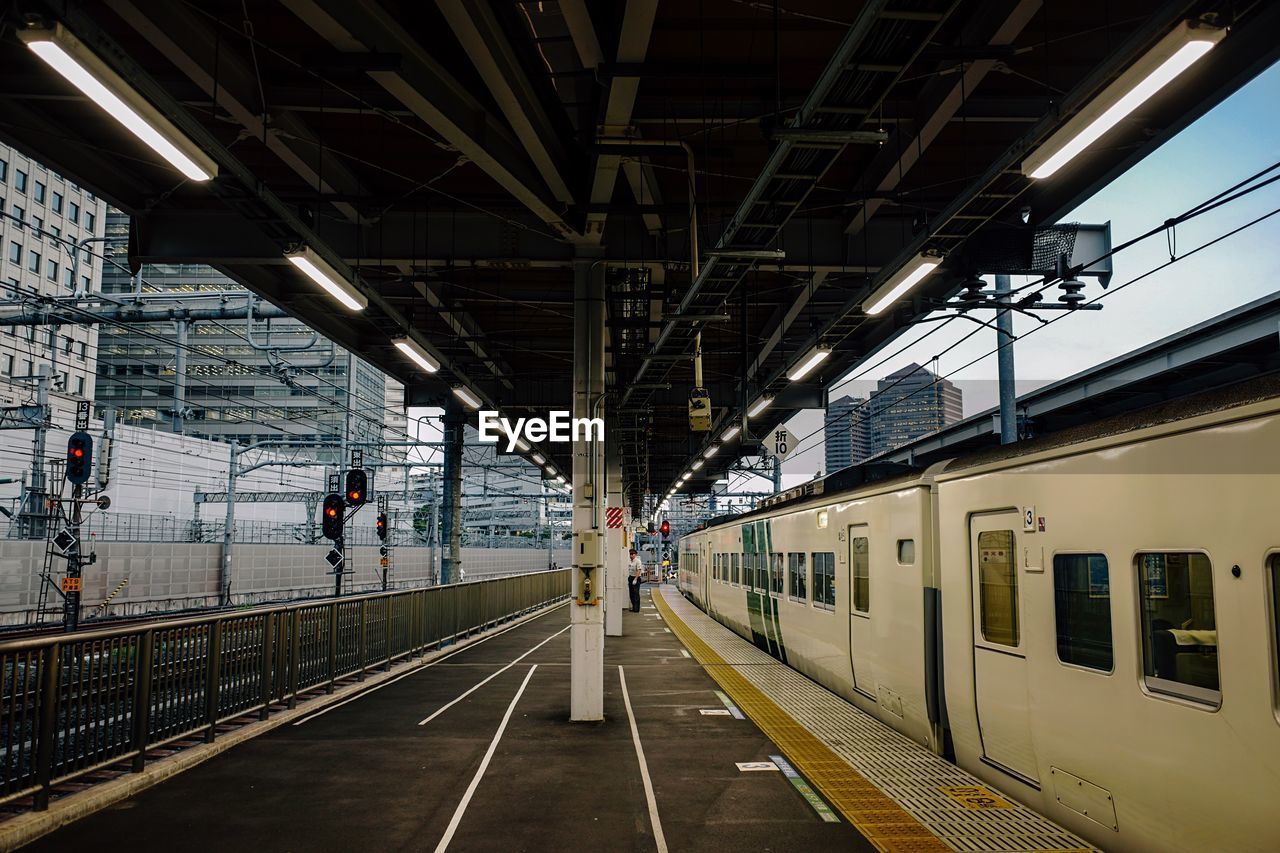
[0,143,107,420]
[824,394,871,473]
[96,210,400,463]
[867,363,963,457]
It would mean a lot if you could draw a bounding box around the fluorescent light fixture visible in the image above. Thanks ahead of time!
[451,385,482,410]
[286,247,367,311]
[721,425,741,442]
[19,25,217,182]
[747,396,773,419]
[691,459,705,471]
[392,336,439,373]
[787,346,831,381]
[1022,21,1225,180]
[515,439,530,453]
[554,476,566,485]
[532,453,546,465]
[703,445,720,459]
[863,254,941,316]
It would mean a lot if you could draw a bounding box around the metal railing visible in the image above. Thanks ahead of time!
[0,569,570,811]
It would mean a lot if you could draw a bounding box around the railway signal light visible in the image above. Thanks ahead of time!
[322,493,344,540]
[660,519,670,537]
[376,511,388,540]
[66,431,93,484]
[345,469,367,506]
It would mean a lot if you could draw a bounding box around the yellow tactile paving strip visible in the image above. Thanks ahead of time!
[654,589,1096,853]
[654,590,948,852]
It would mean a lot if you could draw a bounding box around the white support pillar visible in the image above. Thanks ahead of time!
[571,252,605,721]
[605,442,624,637]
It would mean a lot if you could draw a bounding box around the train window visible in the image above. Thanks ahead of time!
[812,552,836,609]
[771,554,784,596]
[978,530,1019,646]
[757,553,769,591]
[788,553,807,602]
[851,536,870,613]
[732,553,740,585]
[897,539,915,565]
[745,553,757,590]
[1053,554,1113,672]
[1138,552,1219,705]
[1271,555,1280,703]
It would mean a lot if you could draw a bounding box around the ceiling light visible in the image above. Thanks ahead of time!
[555,475,566,485]
[787,346,831,381]
[721,425,741,442]
[747,396,773,419]
[286,247,367,311]
[451,385,482,410]
[19,24,218,182]
[863,254,941,316]
[703,445,720,459]
[691,459,705,471]
[532,453,546,465]
[1022,21,1225,179]
[392,336,439,373]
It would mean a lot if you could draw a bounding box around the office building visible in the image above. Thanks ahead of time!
[867,363,963,457]
[824,394,871,473]
[0,143,106,421]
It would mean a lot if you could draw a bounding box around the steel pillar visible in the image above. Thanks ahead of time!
[440,399,464,584]
[571,253,605,721]
[995,275,1017,445]
[220,442,237,605]
[605,440,624,637]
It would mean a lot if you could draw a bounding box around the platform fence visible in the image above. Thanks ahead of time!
[0,569,570,812]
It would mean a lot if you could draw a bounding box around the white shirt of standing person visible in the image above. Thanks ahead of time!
[628,553,644,580]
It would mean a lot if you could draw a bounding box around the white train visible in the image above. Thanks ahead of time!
[678,384,1280,852]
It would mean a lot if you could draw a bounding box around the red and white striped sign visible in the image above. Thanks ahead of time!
[605,506,624,529]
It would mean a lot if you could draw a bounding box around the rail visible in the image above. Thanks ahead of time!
[0,569,570,811]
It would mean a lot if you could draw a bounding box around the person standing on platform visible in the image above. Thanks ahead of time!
[627,548,644,612]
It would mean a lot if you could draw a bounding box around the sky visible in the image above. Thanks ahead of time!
[408,57,1280,499]
[768,58,1280,489]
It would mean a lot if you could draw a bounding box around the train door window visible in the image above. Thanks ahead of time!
[851,536,870,614]
[897,539,915,564]
[744,553,755,590]
[978,530,1019,646]
[732,553,740,585]
[757,553,769,591]
[1271,555,1280,705]
[813,552,836,609]
[1053,554,1113,672]
[788,553,807,602]
[771,553,784,596]
[1138,552,1219,705]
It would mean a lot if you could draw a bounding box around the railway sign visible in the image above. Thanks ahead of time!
[605,506,624,529]
[762,426,793,461]
[60,577,82,593]
[325,548,344,568]
[53,528,77,554]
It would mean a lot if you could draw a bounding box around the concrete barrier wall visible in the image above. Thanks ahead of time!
[0,540,571,624]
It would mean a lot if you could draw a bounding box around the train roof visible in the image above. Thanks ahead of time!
[693,373,1280,533]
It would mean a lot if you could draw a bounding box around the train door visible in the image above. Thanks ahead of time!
[968,511,1039,785]
[847,524,874,697]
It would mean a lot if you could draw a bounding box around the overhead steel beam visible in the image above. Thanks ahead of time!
[435,0,577,206]
[281,0,578,240]
[107,0,366,224]
[845,0,1041,235]
[567,0,661,241]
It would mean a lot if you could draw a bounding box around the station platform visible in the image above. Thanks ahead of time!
[15,586,1091,852]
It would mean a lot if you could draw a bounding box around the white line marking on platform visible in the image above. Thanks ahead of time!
[433,665,537,853]
[663,627,671,633]
[700,709,732,716]
[619,665,669,853]
[679,650,691,658]
[293,604,566,727]
[418,626,568,726]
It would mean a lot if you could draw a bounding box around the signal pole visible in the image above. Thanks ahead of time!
[62,401,92,631]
